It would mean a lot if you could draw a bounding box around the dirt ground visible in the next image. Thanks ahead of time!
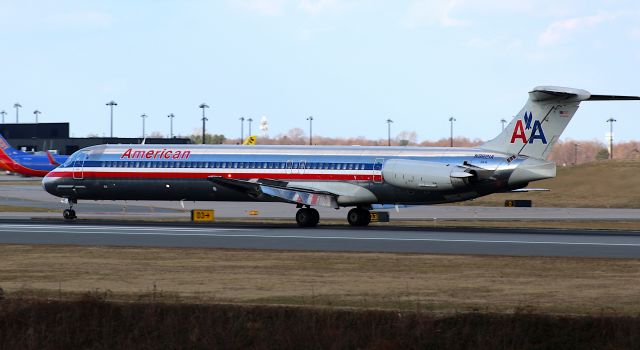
[2,244,640,315]
[464,160,640,208]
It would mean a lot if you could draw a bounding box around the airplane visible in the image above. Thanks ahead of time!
[0,134,68,177]
[42,86,640,224]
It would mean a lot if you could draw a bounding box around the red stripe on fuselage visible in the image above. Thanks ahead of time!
[48,170,375,181]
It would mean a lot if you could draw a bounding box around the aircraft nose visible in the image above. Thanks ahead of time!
[42,173,61,197]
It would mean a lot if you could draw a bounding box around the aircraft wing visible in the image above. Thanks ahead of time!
[208,176,338,208]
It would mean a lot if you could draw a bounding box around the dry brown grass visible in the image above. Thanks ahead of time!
[466,160,640,208]
[0,205,53,213]
[2,244,640,315]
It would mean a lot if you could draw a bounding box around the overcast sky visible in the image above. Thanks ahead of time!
[1,0,639,142]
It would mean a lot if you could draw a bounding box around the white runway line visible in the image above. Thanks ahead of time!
[1,224,639,247]
[0,224,246,232]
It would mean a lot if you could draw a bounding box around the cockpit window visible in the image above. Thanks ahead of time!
[62,152,79,167]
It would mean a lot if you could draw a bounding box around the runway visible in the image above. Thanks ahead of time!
[0,220,638,258]
[1,177,640,220]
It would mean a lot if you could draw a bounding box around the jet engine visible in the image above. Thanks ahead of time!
[382,159,475,191]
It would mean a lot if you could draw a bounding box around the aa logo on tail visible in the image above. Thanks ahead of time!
[510,111,547,144]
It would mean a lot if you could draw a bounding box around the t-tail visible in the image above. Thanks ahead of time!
[480,86,640,160]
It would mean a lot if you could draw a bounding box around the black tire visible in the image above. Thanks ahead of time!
[310,208,320,226]
[347,208,371,227]
[359,209,371,226]
[296,208,318,227]
[63,209,77,220]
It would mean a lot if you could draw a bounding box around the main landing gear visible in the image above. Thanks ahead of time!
[296,207,320,227]
[63,199,78,220]
[295,206,372,228]
[347,207,371,227]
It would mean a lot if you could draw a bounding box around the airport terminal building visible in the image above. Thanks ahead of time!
[0,123,191,155]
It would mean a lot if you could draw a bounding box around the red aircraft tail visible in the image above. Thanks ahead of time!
[46,151,60,166]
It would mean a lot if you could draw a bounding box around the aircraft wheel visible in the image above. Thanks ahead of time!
[296,208,319,227]
[310,208,320,225]
[63,209,77,220]
[347,208,371,227]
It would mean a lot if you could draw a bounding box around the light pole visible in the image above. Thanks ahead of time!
[239,117,245,143]
[386,119,393,146]
[106,101,117,138]
[306,116,313,145]
[449,116,456,147]
[140,113,148,138]
[199,103,209,144]
[0,110,6,124]
[13,103,21,123]
[574,143,579,165]
[606,117,616,159]
[167,113,175,138]
[501,118,507,131]
[247,118,253,136]
[33,110,41,123]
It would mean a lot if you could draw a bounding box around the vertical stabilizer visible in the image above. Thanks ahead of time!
[481,86,588,159]
[0,133,26,156]
[480,86,640,159]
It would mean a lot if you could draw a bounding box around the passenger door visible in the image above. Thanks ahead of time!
[72,151,87,180]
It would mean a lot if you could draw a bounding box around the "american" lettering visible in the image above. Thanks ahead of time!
[120,148,191,160]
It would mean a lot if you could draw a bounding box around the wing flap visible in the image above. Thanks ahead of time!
[208,176,339,208]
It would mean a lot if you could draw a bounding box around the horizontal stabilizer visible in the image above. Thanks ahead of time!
[529,86,591,103]
[587,94,640,101]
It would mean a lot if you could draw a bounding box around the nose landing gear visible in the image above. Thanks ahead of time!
[63,199,78,220]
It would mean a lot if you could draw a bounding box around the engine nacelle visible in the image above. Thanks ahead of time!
[382,159,475,191]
